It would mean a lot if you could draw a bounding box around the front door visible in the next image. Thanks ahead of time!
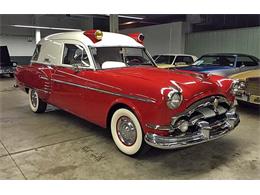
[50,42,94,117]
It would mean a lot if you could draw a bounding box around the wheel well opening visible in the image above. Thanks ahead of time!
[106,103,133,129]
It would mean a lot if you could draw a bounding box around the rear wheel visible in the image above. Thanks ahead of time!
[111,108,149,156]
[28,88,47,113]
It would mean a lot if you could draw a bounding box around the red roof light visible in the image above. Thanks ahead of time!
[128,32,144,45]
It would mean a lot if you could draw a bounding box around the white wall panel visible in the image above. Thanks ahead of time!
[120,22,185,56]
[185,27,260,58]
[0,35,36,56]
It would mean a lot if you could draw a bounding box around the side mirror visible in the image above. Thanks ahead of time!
[72,63,91,72]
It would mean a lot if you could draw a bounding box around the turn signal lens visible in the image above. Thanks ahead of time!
[177,120,189,133]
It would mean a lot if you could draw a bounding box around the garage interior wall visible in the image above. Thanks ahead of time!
[120,22,185,55]
[185,26,260,58]
[0,15,93,64]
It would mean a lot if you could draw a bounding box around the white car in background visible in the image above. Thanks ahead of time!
[153,54,197,68]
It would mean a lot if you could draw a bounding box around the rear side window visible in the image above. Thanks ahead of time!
[236,56,259,67]
[174,56,194,65]
[32,45,41,61]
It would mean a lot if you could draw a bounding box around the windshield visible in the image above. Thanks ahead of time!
[153,55,175,64]
[193,56,236,67]
[90,47,155,69]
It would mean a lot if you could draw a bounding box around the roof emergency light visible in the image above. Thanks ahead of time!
[84,29,103,43]
[128,32,144,45]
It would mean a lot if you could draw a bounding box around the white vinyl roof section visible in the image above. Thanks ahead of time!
[41,31,144,48]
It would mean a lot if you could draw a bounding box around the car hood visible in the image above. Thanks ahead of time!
[100,66,226,100]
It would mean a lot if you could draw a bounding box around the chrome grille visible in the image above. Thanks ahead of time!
[170,96,231,135]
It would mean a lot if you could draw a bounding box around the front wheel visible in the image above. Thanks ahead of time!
[28,88,47,113]
[111,108,148,156]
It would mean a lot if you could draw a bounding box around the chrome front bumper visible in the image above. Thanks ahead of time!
[144,110,240,149]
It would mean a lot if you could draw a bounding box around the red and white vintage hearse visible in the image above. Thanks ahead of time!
[15,30,240,155]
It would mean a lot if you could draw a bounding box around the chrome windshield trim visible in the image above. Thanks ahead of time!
[52,79,156,103]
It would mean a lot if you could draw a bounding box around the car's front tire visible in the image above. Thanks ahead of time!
[111,108,148,156]
[28,88,47,113]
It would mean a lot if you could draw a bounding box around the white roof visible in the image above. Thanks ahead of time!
[41,31,144,48]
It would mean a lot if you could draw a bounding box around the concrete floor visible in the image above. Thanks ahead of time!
[0,77,259,179]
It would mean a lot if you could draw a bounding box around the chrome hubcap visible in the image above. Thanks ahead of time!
[31,90,38,108]
[116,116,137,146]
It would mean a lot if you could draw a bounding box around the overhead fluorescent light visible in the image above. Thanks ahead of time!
[118,15,144,20]
[11,25,81,31]
[120,21,137,25]
[99,14,144,20]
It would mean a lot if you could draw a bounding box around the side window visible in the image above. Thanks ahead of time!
[62,44,89,66]
[236,56,258,67]
[32,45,41,61]
[174,56,194,65]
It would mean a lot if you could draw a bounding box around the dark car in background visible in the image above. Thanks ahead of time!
[178,53,260,77]
[0,46,17,77]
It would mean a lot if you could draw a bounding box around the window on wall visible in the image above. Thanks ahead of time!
[32,44,41,61]
[62,44,89,66]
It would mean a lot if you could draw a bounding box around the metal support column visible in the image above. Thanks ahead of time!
[35,29,41,44]
[109,14,119,33]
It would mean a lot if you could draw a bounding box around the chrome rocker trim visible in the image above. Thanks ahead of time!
[144,110,240,149]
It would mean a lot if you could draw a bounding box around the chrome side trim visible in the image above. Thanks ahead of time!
[39,76,49,81]
[52,79,156,103]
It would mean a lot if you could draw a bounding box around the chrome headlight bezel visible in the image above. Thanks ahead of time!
[166,91,183,109]
[238,80,246,90]
[230,79,240,95]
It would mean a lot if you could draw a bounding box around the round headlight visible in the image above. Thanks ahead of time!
[238,80,246,90]
[166,91,182,109]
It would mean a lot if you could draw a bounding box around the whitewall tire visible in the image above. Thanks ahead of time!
[28,88,47,113]
[111,108,146,156]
